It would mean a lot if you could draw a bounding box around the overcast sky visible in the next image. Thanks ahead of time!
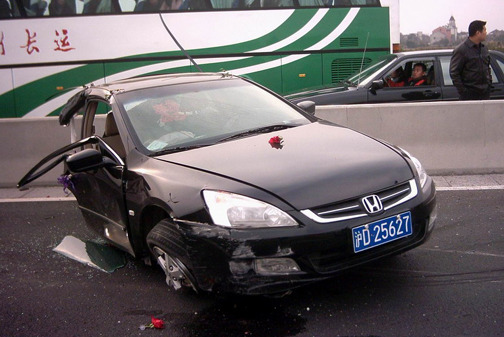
[398,0,504,35]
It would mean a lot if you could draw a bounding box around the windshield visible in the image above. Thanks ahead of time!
[117,78,310,154]
[346,54,397,87]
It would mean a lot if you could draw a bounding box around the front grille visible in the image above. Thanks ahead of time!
[301,179,418,224]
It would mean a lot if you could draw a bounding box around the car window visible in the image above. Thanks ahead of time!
[441,55,500,86]
[496,57,504,74]
[439,56,453,86]
[383,58,435,88]
[118,79,311,153]
[345,54,397,86]
[491,66,499,84]
[493,57,504,83]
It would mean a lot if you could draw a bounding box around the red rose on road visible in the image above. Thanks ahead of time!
[151,316,165,329]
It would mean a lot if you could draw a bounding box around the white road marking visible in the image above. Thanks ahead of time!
[437,185,504,191]
[0,197,76,203]
[420,248,504,258]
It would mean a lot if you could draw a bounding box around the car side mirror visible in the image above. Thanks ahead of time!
[369,80,384,95]
[65,148,116,173]
[297,100,316,115]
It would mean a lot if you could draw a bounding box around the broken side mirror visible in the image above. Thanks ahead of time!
[297,100,316,115]
[66,148,116,173]
[369,80,384,95]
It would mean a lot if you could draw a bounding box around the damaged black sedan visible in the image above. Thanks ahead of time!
[18,73,436,296]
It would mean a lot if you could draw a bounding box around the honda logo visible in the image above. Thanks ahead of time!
[361,195,383,214]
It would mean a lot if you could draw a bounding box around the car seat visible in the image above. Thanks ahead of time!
[426,65,435,85]
[103,112,126,159]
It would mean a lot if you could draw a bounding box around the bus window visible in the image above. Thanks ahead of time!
[298,0,324,6]
[82,0,121,14]
[130,0,204,12]
[210,0,233,8]
[26,0,47,15]
[323,0,380,6]
[1,0,12,17]
[48,0,76,15]
[211,0,286,8]
[9,0,48,16]
[265,0,294,7]
[118,0,135,11]
[134,0,184,12]
[4,0,382,16]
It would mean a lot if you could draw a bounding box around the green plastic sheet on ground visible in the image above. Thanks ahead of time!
[53,235,126,273]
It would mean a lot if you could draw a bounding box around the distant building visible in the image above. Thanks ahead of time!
[448,15,458,41]
[430,15,458,45]
[431,26,451,45]
[400,16,503,51]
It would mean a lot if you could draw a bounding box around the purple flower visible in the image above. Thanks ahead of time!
[57,174,74,195]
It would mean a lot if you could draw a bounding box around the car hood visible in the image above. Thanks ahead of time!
[285,84,350,102]
[156,121,413,210]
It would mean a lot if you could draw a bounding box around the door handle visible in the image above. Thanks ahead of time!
[423,90,441,98]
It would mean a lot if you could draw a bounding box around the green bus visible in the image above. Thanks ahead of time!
[0,0,392,118]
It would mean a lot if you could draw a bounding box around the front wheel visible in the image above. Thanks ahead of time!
[146,219,198,293]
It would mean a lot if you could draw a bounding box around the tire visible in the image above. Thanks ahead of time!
[146,219,199,293]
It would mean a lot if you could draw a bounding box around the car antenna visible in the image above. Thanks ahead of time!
[158,13,203,73]
[357,32,370,86]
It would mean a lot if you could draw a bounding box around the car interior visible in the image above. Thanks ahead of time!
[103,112,126,159]
[383,59,436,87]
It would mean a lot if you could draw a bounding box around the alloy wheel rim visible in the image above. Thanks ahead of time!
[153,246,197,292]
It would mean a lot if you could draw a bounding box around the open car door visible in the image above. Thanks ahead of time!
[18,88,135,256]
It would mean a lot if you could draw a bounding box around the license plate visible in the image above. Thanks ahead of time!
[352,211,412,253]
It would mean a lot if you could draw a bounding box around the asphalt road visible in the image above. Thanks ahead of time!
[1,190,503,337]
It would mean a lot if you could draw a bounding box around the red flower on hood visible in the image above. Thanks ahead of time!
[269,136,283,145]
[269,136,284,149]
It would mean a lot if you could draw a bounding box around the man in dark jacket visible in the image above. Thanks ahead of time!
[450,20,492,100]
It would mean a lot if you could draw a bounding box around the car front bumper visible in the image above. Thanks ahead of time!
[176,178,437,295]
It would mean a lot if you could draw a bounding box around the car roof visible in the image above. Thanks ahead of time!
[98,72,233,92]
[59,72,236,125]
[393,49,453,57]
[392,49,503,58]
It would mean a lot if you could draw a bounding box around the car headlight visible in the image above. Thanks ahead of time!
[202,190,298,229]
[394,146,428,188]
[411,155,428,188]
[406,152,427,188]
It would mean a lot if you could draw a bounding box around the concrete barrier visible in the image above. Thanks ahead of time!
[316,100,504,175]
[0,116,104,188]
[1,100,503,187]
